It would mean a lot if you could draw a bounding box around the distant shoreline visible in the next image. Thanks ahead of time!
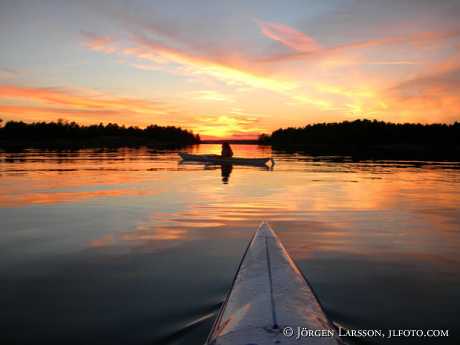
[0,120,200,150]
[269,143,460,161]
[259,119,460,161]
[2,119,459,161]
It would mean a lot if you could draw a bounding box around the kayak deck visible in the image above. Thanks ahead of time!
[178,152,272,166]
[205,222,341,345]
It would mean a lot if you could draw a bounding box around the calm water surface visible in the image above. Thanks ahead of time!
[1,145,459,345]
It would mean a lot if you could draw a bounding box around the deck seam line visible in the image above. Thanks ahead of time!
[265,235,279,329]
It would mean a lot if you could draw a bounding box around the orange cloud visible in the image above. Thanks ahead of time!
[0,104,119,117]
[0,85,162,111]
[0,84,179,126]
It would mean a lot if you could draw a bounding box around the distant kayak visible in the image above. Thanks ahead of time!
[178,152,273,166]
[205,222,342,345]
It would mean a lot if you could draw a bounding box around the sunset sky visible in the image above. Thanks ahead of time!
[1,0,459,139]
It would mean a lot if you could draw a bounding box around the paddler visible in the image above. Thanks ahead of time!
[221,142,233,158]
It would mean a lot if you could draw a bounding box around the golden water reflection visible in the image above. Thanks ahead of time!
[1,145,460,265]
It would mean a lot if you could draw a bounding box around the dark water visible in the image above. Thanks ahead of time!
[1,145,459,345]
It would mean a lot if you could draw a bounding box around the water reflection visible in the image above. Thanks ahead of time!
[0,145,460,345]
[179,158,270,185]
[221,164,232,184]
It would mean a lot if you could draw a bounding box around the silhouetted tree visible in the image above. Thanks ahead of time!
[258,133,270,144]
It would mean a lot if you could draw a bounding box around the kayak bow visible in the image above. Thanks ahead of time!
[205,222,342,345]
[179,153,273,166]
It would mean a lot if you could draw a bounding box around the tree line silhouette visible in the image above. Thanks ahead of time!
[0,119,200,148]
[259,119,460,159]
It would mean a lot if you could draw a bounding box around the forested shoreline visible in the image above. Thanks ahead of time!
[0,120,200,149]
[259,119,460,160]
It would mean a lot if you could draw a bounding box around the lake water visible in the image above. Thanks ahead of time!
[1,145,459,345]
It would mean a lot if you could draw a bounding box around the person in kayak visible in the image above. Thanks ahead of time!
[221,142,233,158]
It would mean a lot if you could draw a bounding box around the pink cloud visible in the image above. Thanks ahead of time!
[257,19,320,53]
[257,20,460,65]
[81,31,117,54]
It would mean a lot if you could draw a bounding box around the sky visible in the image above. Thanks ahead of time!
[0,0,459,139]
